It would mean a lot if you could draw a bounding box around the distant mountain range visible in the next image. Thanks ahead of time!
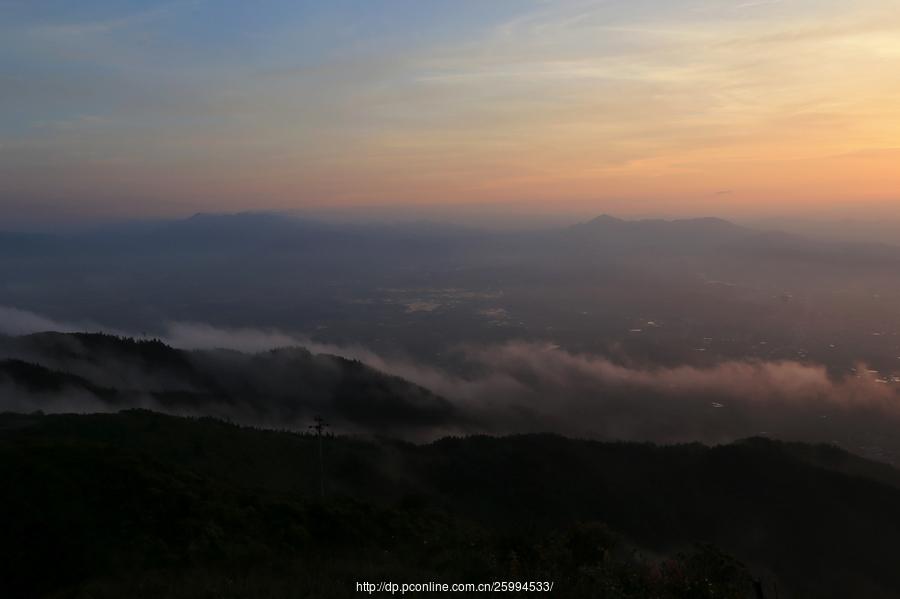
[6,211,898,274]
[567,214,750,245]
[5,213,900,457]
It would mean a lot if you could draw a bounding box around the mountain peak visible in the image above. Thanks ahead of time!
[564,214,749,247]
[586,214,625,226]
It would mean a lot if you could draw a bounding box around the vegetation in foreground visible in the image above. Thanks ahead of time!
[3,410,900,597]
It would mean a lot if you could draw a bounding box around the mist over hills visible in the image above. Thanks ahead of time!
[0,332,456,437]
[5,214,900,596]
[5,213,900,460]
[4,330,900,467]
[8,0,900,594]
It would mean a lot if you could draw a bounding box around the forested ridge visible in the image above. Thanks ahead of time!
[2,410,899,597]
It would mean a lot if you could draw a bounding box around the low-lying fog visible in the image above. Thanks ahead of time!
[3,213,900,462]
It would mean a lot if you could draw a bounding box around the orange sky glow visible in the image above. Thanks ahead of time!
[2,0,899,223]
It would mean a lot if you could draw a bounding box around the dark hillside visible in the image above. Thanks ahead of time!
[1,411,899,597]
[0,333,457,436]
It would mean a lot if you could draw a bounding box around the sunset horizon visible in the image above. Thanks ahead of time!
[4,3,900,597]
[3,0,900,226]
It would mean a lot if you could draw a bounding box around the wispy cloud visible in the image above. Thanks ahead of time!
[4,306,900,460]
[3,0,900,217]
[26,1,199,38]
[736,0,782,9]
[0,306,106,336]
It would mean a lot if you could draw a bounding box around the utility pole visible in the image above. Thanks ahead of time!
[309,415,329,499]
[752,579,766,599]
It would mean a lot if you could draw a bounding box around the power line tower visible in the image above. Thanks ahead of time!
[309,415,329,499]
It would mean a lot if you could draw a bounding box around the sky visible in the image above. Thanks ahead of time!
[2,0,900,226]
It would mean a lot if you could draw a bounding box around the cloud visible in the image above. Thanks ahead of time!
[154,319,900,457]
[25,1,199,38]
[736,0,782,9]
[349,341,899,449]
[0,305,132,337]
[5,0,900,218]
[161,321,306,354]
[0,305,84,336]
[4,306,900,460]
[0,381,118,415]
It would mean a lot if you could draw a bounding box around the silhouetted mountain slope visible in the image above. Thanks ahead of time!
[1,411,899,597]
[5,211,899,264]
[765,437,900,490]
[0,358,118,399]
[556,215,900,270]
[565,215,750,247]
[0,333,456,436]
